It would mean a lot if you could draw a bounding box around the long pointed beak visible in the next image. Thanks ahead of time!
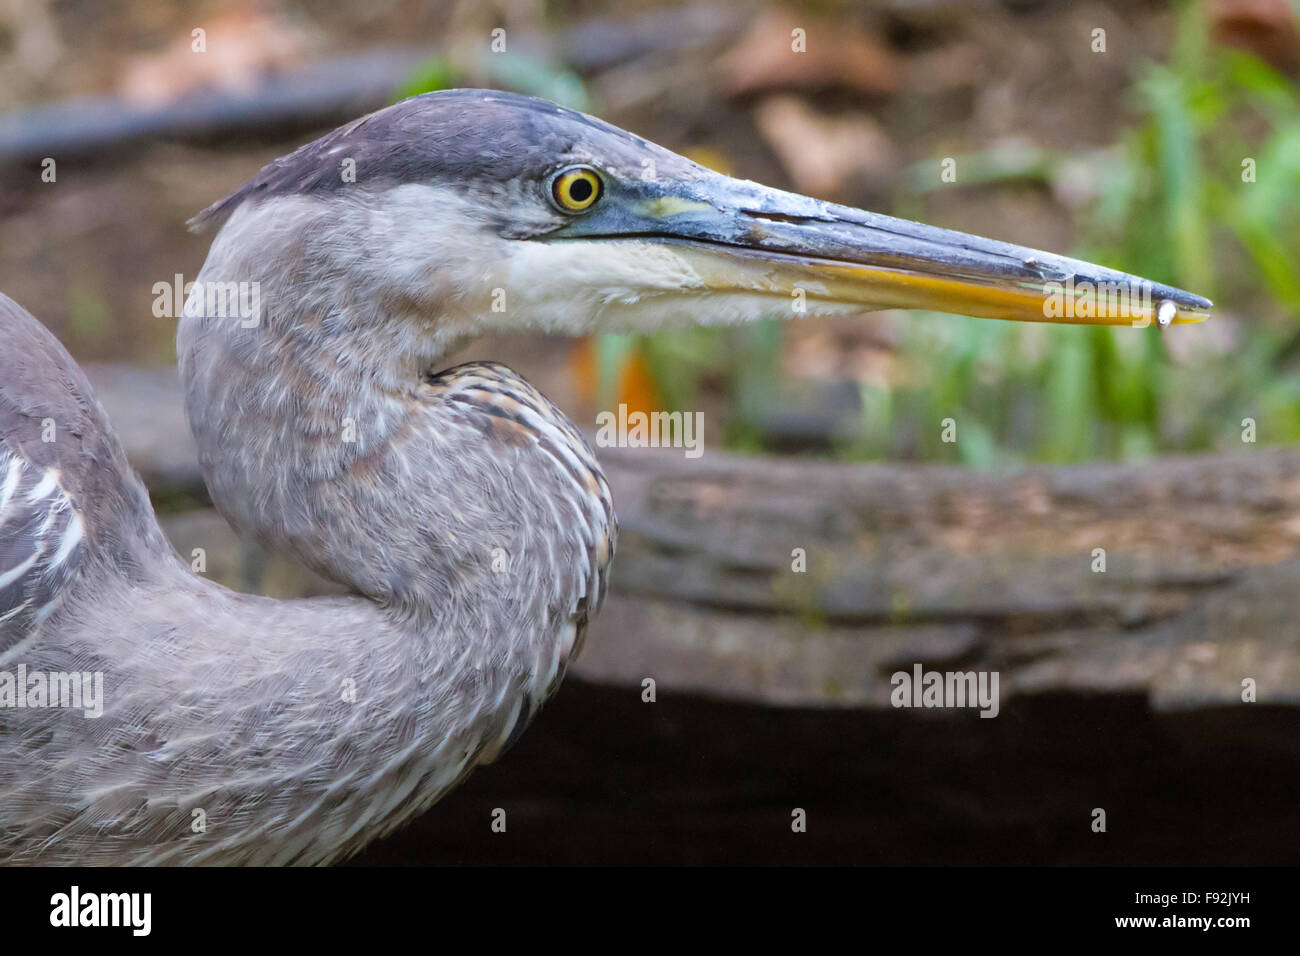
[553,173,1211,327]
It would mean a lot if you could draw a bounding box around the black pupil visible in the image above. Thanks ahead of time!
[568,177,594,202]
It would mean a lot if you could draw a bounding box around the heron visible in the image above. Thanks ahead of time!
[0,89,1210,865]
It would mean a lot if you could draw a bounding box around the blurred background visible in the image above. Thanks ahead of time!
[1,0,1298,864]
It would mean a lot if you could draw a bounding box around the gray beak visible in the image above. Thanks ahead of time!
[548,170,1211,327]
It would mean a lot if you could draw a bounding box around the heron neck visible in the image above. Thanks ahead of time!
[180,291,432,606]
[177,225,609,632]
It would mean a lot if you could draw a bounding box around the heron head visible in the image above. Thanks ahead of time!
[193,89,1210,344]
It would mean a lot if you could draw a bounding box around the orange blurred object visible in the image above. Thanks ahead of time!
[570,338,662,415]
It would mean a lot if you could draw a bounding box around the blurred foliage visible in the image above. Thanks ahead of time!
[397,52,589,111]
[625,1,1300,464]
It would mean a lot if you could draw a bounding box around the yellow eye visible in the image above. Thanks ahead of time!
[551,166,602,212]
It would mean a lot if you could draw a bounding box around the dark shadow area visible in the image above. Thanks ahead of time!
[351,680,1299,865]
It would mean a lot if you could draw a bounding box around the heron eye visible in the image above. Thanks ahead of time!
[551,166,603,212]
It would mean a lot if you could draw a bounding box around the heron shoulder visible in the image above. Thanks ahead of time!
[0,293,171,618]
[0,445,87,660]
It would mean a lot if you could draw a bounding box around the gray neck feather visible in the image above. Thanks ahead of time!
[180,198,468,614]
